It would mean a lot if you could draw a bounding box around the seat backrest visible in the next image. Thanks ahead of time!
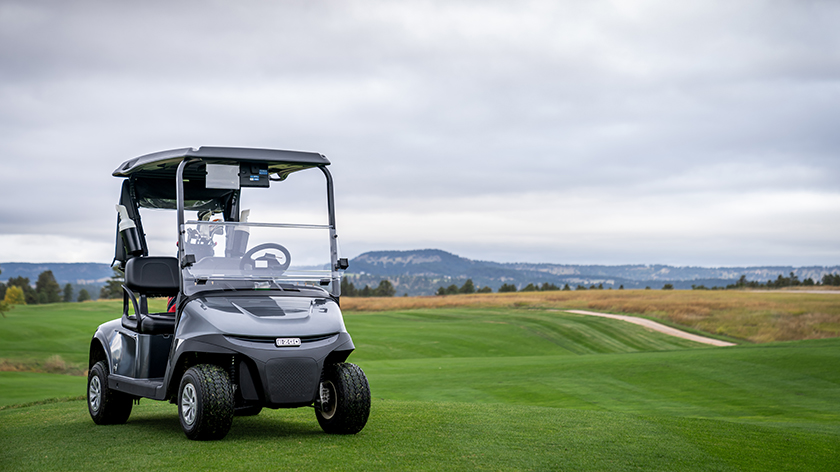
[124,256,180,296]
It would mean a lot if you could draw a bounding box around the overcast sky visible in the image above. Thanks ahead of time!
[1,0,838,267]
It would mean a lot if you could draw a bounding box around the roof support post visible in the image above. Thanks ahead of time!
[319,166,340,297]
[175,158,198,293]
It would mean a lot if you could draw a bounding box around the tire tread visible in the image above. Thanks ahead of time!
[180,364,234,440]
[88,360,132,425]
[316,362,371,434]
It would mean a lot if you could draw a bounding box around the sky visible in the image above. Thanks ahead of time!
[1,0,839,267]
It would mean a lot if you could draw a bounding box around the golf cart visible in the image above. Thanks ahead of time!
[87,147,369,440]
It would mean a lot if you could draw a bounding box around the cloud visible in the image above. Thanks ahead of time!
[0,0,839,266]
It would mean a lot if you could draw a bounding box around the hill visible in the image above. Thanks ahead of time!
[3,252,838,296]
[0,262,112,284]
[346,249,840,295]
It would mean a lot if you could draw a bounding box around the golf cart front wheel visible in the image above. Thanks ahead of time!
[87,360,132,425]
[315,362,371,434]
[178,364,234,440]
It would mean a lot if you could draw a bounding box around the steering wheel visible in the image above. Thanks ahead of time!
[239,243,291,273]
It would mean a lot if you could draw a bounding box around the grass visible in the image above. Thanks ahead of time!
[2,400,837,471]
[0,299,164,373]
[0,372,84,408]
[347,308,705,360]
[1,298,839,470]
[359,339,840,431]
[343,290,840,343]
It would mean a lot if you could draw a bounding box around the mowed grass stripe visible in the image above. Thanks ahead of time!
[0,372,85,407]
[358,339,840,433]
[347,308,705,361]
[1,399,838,472]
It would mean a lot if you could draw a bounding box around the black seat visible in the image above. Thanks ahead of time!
[139,312,177,335]
[125,256,180,295]
[122,257,180,335]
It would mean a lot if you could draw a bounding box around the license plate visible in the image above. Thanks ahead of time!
[275,337,301,347]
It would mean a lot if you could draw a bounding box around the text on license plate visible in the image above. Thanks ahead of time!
[275,337,302,347]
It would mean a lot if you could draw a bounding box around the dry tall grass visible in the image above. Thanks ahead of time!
[341,290,840,343]
[0,355,87,376]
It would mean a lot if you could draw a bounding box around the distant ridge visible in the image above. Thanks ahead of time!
[0,262,112,284]
[3,251,838,296]
[346,249,840,295]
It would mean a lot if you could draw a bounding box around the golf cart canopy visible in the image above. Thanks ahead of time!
[113,147,330,211]
[111,147,341,285]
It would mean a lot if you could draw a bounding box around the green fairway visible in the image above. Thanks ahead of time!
[1,399,837,471]
[0,372,84,407]
[347,308,707,360]
[1,302,838,470]
[358,340,840,432]
[0,299,163,366]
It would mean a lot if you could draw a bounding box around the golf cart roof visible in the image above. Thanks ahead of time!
[113,146,330,180]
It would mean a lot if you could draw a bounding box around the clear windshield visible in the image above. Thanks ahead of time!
[182,220,333,294]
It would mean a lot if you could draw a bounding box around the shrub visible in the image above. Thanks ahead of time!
[44,355,67,373]
[0,300,11,317]
[4,286,26,305]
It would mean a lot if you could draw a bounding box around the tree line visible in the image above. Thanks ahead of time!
[340,278,396,297]
[692,272,840,290]
[1,266,93,309]
[435,279,628,294]
[436,279,650,294]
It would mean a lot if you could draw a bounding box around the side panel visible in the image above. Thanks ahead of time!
[136,334,173,378]
[110,331,136,376]
[91,318,172,380]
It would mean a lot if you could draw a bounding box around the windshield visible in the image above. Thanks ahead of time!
[181,220,334,295]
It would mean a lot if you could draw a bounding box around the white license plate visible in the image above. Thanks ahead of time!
[275,337,302,347]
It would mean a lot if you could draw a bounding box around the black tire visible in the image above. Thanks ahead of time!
[234,405,263,417]
[87,360,132,425]
[178,364,234,440]
[315,363,371,434]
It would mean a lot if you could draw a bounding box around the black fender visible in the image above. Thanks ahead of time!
[88,318,122,372]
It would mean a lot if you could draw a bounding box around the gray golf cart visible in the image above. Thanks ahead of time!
[87,147,369,440]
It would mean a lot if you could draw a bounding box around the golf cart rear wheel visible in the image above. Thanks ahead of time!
[315,363,370,434]
[178,364,234,440]
[87,360,133,425]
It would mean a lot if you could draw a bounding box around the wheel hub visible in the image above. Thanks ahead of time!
[319,381,337,420]
[89,376,101,413]
[181,383,197,425]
